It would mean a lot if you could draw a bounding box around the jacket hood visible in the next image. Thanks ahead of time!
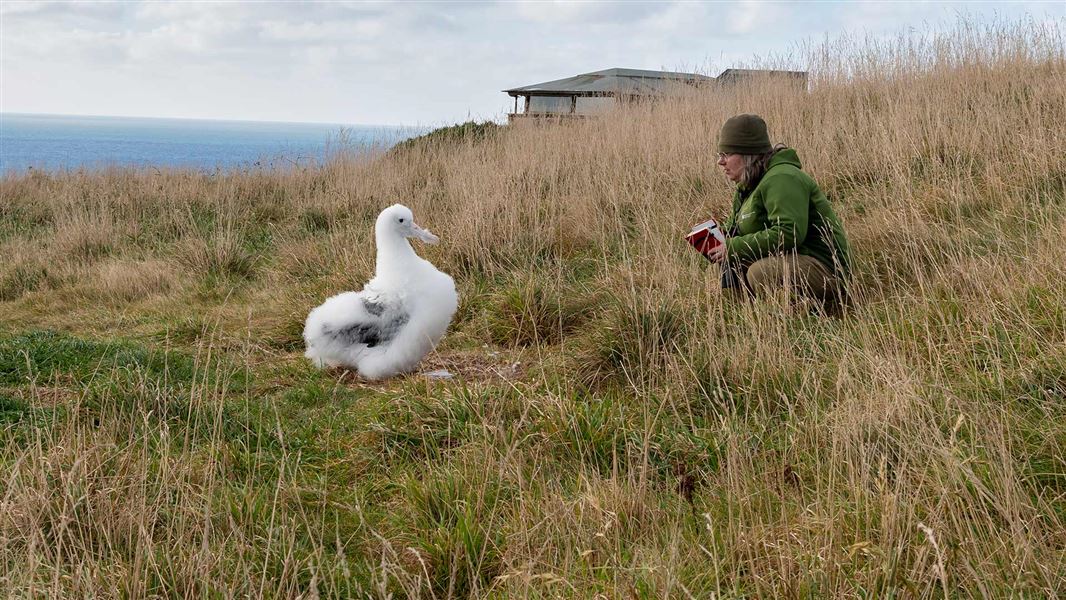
[737,148,803,193]
[768,148,802,171]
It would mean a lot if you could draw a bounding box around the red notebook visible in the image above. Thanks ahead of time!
[685,218,726,259]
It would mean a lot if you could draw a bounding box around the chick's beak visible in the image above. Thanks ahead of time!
[411,222,440,245]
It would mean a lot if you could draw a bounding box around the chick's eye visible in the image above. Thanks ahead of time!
[399,218,405,223]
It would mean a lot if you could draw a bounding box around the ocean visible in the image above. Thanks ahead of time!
[0,113,426,174]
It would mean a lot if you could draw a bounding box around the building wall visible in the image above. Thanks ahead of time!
[575,96,616,115]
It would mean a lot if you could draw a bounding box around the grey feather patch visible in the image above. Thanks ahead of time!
[323,313,410,348]
[362,298,386,317]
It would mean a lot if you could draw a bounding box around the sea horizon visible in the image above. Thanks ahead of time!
[0,112,430,174]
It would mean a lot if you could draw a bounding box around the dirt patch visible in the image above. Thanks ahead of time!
[322,347,529,390]
[419,347,527,383]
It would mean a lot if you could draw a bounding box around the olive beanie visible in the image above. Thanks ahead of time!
[718,114,772,155]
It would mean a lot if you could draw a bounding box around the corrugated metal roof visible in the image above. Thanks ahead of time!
[503,67,715,96]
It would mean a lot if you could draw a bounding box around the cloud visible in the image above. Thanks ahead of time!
[1,0,124,22]
[259,19,384,43]
[2,1,1063,125]
[726,0,768,35]
[510,0,665,25]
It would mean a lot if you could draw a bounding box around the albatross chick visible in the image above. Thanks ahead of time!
[303,204,458,380]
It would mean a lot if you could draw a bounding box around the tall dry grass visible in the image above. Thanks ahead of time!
[1,16,1064,598]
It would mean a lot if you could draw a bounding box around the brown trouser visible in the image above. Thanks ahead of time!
[726,254,844,310]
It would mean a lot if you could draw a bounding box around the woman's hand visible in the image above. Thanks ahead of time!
[706,243,727,263]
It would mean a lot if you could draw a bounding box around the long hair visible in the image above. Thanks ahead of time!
[738,143,788,189]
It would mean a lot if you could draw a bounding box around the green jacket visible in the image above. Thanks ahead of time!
[723,148,851,276]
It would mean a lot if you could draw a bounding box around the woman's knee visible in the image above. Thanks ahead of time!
[745,254,837,301]
[745,256,788,296]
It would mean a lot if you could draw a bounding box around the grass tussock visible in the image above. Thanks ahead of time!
[485,273,598,348]
[1,16,1065,598]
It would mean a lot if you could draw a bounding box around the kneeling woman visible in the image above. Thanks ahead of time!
[706,114,851,310]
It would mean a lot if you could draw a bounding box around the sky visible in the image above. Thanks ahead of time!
[1,1,1063,127]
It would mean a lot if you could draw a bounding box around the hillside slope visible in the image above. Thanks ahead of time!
[1,18,1064,598]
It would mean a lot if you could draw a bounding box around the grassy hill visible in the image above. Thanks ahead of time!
[1,18,1064,597]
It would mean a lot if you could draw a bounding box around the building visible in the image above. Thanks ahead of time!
[504,67,808,121]
[715,68,808,90]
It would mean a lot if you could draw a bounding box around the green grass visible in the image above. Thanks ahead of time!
[390,120,502,154]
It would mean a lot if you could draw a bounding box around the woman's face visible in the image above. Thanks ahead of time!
[717,152,743,183]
